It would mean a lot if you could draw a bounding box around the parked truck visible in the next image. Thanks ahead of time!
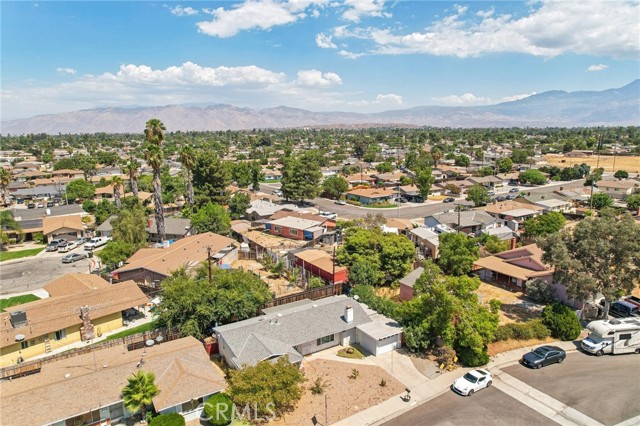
[581,318,640,356]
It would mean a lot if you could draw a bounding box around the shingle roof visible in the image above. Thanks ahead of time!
[1,279,148,349]
[43,273,111,297]
[399,267,424,288]
[346,188,398,198]
[597,180,639,189]
[409,227,439,243]
[473,244,552,281]
[113,232,235,278]
[425,210,497,228]
[146,217,191,236]
[42,214,84,235]
[0,337,225,426]
[293,249,348,275]
[215,296,371,368]
[267,216,323,230]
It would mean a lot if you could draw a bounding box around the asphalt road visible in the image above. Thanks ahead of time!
[260,179,586,220]
[503,351,640,426]
[0,250,93,295]
[384,351,640,426]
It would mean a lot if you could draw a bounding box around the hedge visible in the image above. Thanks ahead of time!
[204,393,234,426]
[542,303,581,341]
[149,413,185,426]
[493,319,551,342]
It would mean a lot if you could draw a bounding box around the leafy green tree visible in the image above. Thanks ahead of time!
[437,233,479,276]
[179,145,196,205]
[66,178,95,201]
[111,204,148,246]
[94,199,117,225]
[431,148,442,167]
[82,200,96,213]
[523,212,566,238]
[192,150,230,206]
[149,413,185,426]
[228,192,251,220]
[203,393,233,426]
[376,162,394,173]
[496,157,513,173]
[519,169,547,185]
[228,357,306,418]
[144,118,167,242]
[626,194,640,211]
[454,155,470,167]
[190,202,231,235]
[415,166,435,199]
[444,183,461,195]
[412,260,444,296]
[281,153,322,202]
[322,175,349,200]
[477,234,510,254]
[542,303,581,341]
[98,240,137,269]
[525,278,557,304]
[250,161,262,191]
[614,170,629,180]
[157,268,272,338]
[589,192,613,210]
[466,184,490,206]
[121,370,160,419]
[0,210,22,246]
[510,149,530,164]
[337,228,415,285]
[476,166,494,177]
[348,260,380,286]
[540,214,640,317]
[95,151,119,166]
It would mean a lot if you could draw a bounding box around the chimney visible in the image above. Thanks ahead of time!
[344,305,354,323]
[79,305,95,341]
[510,237,517,250]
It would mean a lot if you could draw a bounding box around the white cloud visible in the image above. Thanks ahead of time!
[316,33,337,48]
[432,91,537,106]
[375,93,403,105]
[196,0,327,38]
[168,5,198,16]
[56,67,77,76]
[587,64,609,72]
[342,0,390,22]
[295,69,342,86]
[335,1,640,59]
[500,92,536,102]
[338,49,365,59]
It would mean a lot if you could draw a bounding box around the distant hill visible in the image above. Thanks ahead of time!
[2,80,638,134]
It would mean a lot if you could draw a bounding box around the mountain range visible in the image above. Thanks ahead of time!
[2,80,638,134]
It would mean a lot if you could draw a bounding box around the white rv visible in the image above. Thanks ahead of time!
[581,318,640,356]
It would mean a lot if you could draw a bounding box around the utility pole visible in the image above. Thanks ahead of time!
[324,394,328,426]
[332,245,336,288]
[589,134,603,211]
[206,246,212,284]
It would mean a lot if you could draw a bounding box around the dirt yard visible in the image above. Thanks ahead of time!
[488,337,556,356]
[476,282,543,325]
[271,359,405,426]
[543,154,640,173]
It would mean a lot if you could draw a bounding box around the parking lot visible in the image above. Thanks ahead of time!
[385,351,640,426]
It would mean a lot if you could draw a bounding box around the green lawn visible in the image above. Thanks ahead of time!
[337,345,366,359]
[105,321,157,341]
[0,247,45,262]
[0,294,41,311]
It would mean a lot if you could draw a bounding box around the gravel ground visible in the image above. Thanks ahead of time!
[271,359,405,426]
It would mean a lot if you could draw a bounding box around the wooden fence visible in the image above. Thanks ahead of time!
[260,282,343,310]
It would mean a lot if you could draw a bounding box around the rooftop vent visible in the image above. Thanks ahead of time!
[10,311,27,328]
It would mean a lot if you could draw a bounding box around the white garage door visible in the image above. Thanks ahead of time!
[375,334,400,355]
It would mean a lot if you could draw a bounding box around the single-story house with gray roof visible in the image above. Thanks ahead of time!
[214,296,402,368]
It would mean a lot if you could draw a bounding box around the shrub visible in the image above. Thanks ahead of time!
[493,320,551,342]
[379,378,387,387]
[542,303,581,341]
[33,232,45,244]
[525,278,556,304]
[456,345,489,367]
[489,299,502,314]
[310,377,329,395]
[203,393,233,426]
[349,368,360,379]
[149,413,185,426]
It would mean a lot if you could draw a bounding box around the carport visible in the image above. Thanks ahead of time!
[356,320,403,356]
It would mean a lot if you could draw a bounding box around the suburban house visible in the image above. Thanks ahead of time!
[467,175,503,188]
[0,275,148,367]
[215,296,403,368]
[397,184,424,202]
[399,267,424,301]
[596,180,640,199]
[42,214,85,242]
[424,210,502,236]
[95,215,116,238]
[292,249,348,284]
[344,173,377,187]
[0,337,226,426]
[245,200,299,221]
[408,227,440,258]
[371,172,407,187]
[479,201,544,231]
[93,184,125,202]
[533,199,572,213]
[51,169,84,179]
[262,169,282,181]
[265,216,326,241]
[345,188,398,205]
[112,232,237,286]
[146,217,192,242]
[14,184,67,202]
[8,204,84,241]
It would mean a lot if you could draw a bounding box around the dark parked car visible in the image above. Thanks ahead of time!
[521,345,566,369]
[506,194,517,200]
[443,197,455,203]
[27,203,35,209]
[397,197,408,203]
[46,201,55,207]
[62,253,88,263]
[609,301,640,318]
[509,187,520,193]
[496,196,506,201]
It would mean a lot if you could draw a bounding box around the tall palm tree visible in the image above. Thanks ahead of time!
[111,176,123,210]
[431,148,442,168]
[0,168,10,206]
[178,145,196,205]
[121,370,160,420]
[122,156,139,198]
[144,118,166,242]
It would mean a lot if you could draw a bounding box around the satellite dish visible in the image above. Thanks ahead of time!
[14,334,26,342]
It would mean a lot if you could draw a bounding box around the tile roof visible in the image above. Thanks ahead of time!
[0,279,148,349]
[0,337,225,426]
[113,232,236,278]
[42,214,84,235]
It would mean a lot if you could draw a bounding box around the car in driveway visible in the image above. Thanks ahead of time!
[506,194,517,200]
[443,197,456,203]
[521,345,566,369]
[58,240,78,253]
[451,369,492,396]
[62,252,88,263]
[496,195,506,201]
[45,238,67,252]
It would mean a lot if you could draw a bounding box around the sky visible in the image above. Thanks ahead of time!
[1,0,639,120]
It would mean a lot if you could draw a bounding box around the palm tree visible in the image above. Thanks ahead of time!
[431,148,442,168]
[122,156,139,198]
[178,145,196,205]
[121,370,160,420]
[111,176,123,209]
[144,118,166,242]
[0,168,10,206]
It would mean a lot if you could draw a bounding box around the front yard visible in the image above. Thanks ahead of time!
[0,247,45,262]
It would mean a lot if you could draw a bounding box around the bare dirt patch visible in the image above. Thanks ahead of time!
[543,154,640,173]
[271,359,405,426]
[374,286,400,300]
[488,337,556,356]
[476,282,542,324]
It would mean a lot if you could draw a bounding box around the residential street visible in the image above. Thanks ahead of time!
[382,351,640,426]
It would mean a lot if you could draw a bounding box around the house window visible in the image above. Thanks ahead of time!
[290,229,299,236]
[20,341,29,349]
[55,329,66,341]
[274,226,282,234]
[316,334,334,346]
